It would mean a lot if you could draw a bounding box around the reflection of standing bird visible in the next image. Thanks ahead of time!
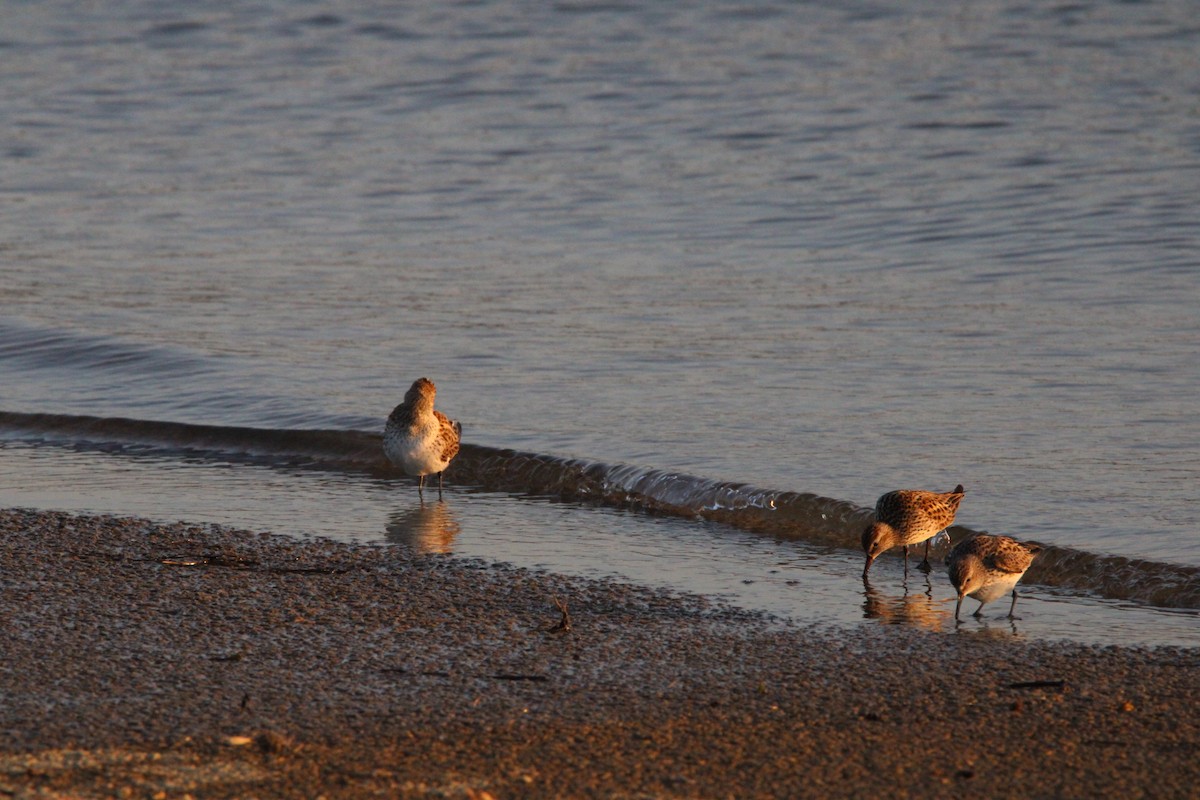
[862,485,965,578]
[383,377,462,499]
[946,534,1041,620]
[861,578,948,633]
[385,501,461,554]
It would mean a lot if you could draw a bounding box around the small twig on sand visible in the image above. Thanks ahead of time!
[1007,679,1067,691]
[550,595,572,632]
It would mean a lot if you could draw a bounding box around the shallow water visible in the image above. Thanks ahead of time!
[1,425,1196,648]
[2,0,1199,646]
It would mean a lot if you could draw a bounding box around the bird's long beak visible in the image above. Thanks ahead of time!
[862,555,875,578]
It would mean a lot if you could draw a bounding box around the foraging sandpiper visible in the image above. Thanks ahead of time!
[383,377,462,499]
[862,484,965,578]
[946,534,1042,620]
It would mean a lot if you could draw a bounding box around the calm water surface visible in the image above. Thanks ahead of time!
[1,0,1198,646]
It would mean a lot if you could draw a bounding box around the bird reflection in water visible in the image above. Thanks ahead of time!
[861,573,948,633]
[385,500,461,555]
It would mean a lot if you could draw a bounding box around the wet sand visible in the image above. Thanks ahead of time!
[1,508,1197,798]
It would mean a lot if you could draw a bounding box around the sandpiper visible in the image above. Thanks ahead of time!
[383,377,462,499]
[946,534,1042,620]
[862,484,965,578]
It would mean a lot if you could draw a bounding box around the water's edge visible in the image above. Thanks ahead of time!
[2,410,1197,611]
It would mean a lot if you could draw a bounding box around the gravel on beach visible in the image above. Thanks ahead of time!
[1,508,1197,799]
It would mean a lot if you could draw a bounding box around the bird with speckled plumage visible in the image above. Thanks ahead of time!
[384,377,461,499]
[862,484,965,578]
[946,533,1041,620]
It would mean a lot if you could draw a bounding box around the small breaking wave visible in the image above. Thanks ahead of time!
[0,320,205,378]
[1,410,1197,611]
[0,320,352,429]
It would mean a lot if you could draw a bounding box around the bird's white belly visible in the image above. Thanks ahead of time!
[970,572,1022,604]
[384,427,447,477]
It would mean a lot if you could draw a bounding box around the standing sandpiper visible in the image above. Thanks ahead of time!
[862,484,965,578]
[384,377,462,499]
[946,534,1042,620]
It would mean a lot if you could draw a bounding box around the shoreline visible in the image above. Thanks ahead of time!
[1,507,1197,798]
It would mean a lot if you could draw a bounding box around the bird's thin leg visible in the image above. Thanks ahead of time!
[954,596,964,622]
[919,538,933,572]
[437,471,444,500]
[1008,588,1019,619]
[417,475,425,501]
[902,545,909,577]
[973,600,984,618]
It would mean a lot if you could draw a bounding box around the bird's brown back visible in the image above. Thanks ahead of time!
[950,534,1040,576]
[875,484,965,544]
[985,537,1040,575]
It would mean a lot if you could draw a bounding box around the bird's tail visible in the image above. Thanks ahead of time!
[947,484,966,514]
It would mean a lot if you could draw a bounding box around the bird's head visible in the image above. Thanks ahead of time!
[861,521,894,577]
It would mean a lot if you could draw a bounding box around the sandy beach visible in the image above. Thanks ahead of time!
[1,507,1197,799]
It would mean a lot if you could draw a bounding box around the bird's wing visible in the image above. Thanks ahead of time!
[434,410,461,463]
[986,542,1034,574]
